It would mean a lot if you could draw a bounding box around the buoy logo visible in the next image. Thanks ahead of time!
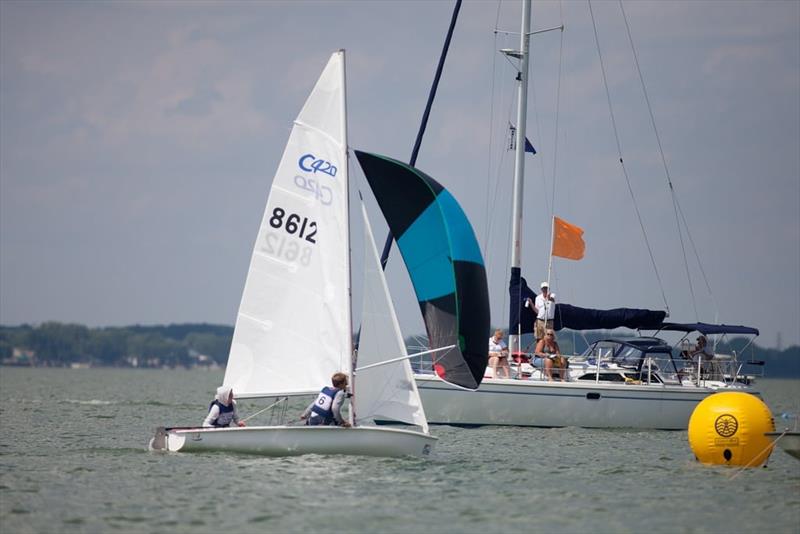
[714,414,738,438]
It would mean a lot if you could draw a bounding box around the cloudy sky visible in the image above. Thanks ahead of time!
[1,1,798,348]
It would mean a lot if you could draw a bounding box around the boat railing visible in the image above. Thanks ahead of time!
[410,350,436,375]
[672,351,759,386]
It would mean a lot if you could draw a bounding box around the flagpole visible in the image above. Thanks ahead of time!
[546,214,556,317]
[547,215,556,282]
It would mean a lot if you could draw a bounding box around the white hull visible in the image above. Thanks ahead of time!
[150,425,436,458]
[414,374,755,429]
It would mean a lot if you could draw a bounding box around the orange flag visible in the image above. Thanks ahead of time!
[552,216,585,260]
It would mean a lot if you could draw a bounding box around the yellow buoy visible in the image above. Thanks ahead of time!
[688,392,775,467]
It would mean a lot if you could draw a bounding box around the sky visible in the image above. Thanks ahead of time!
[1,0,798,348]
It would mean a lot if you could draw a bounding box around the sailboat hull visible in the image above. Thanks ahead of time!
[150,425,436,458]
[414,375,757,429]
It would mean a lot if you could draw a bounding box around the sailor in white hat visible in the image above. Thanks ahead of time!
[529,281,556,340]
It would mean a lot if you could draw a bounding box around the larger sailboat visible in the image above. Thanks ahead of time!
[404,0,759,429]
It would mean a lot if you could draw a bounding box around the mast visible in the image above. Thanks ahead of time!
[379,0,463,269]
[339,49,356,427]
[508,0,532,354]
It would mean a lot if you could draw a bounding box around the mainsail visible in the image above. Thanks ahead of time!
[355,201,429,431]
[509,268,666,334]
[223,52,351,397]
[355,151,490,390]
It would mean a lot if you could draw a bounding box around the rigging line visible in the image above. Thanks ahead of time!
[484,43,508,283]
[618,0,700,321]
[587,0,670,315]
[549,3,565,223]
[528,44,551,221]
[483,17,500,251]
[676,200,719,316]
[487,57,516,285]
[500,78,518,317]
[546,11,566,277]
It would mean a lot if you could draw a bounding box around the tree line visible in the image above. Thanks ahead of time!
[0,322,797,377]
[0,322,233,368]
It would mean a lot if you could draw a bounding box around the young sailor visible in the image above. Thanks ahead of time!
[202,386,246,428]
[301,372,351,427]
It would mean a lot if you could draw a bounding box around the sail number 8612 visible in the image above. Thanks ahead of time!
[269,207,317,244]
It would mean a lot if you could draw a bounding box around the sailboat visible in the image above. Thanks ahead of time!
[405,0,759,429]
[150,50,487,456]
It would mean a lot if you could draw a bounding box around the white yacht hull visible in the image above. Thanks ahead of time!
[414,375,754,429]
[149,425,436,458]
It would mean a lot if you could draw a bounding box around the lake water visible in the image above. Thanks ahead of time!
[1,368,798,533]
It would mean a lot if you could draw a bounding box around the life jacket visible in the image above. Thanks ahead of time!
[207,400,236,427]
[308,386,341,425]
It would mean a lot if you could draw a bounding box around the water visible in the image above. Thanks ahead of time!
[1,368,798,533]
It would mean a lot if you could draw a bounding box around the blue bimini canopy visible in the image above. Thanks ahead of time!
[355,151,490,390]
[658,322,760,336]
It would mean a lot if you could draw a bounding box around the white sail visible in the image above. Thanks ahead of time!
[355,201,429,432]
[223,51,351,397]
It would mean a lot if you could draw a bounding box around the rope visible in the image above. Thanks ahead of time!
[676,199,719,318]
[727,431,783,480]
[241,397,288,424]
[617,0,700,320]
[483,1,504,253]
[587,0,670,315]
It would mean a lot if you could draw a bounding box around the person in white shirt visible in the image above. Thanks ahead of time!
[488,329,511,379]
[526,281,555,341]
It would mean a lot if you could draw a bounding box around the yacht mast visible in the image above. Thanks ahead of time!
[508,0,531,353]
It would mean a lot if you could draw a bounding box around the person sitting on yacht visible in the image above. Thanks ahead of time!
[488,329,511,379]
[682,335,713,363]
[533,329,567,381]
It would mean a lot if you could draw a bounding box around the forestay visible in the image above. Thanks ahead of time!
[355,202,429,432]
[223,52,351,397]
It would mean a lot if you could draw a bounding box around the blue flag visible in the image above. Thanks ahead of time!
[509,122,537,154]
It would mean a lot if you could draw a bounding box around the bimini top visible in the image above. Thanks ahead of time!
[355,150,490,390]
[658,322,759,336]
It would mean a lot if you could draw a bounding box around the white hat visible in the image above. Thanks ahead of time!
[540,281,549,288]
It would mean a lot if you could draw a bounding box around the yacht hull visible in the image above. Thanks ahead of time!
[414,375,755,429]
[149,425,436,458]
